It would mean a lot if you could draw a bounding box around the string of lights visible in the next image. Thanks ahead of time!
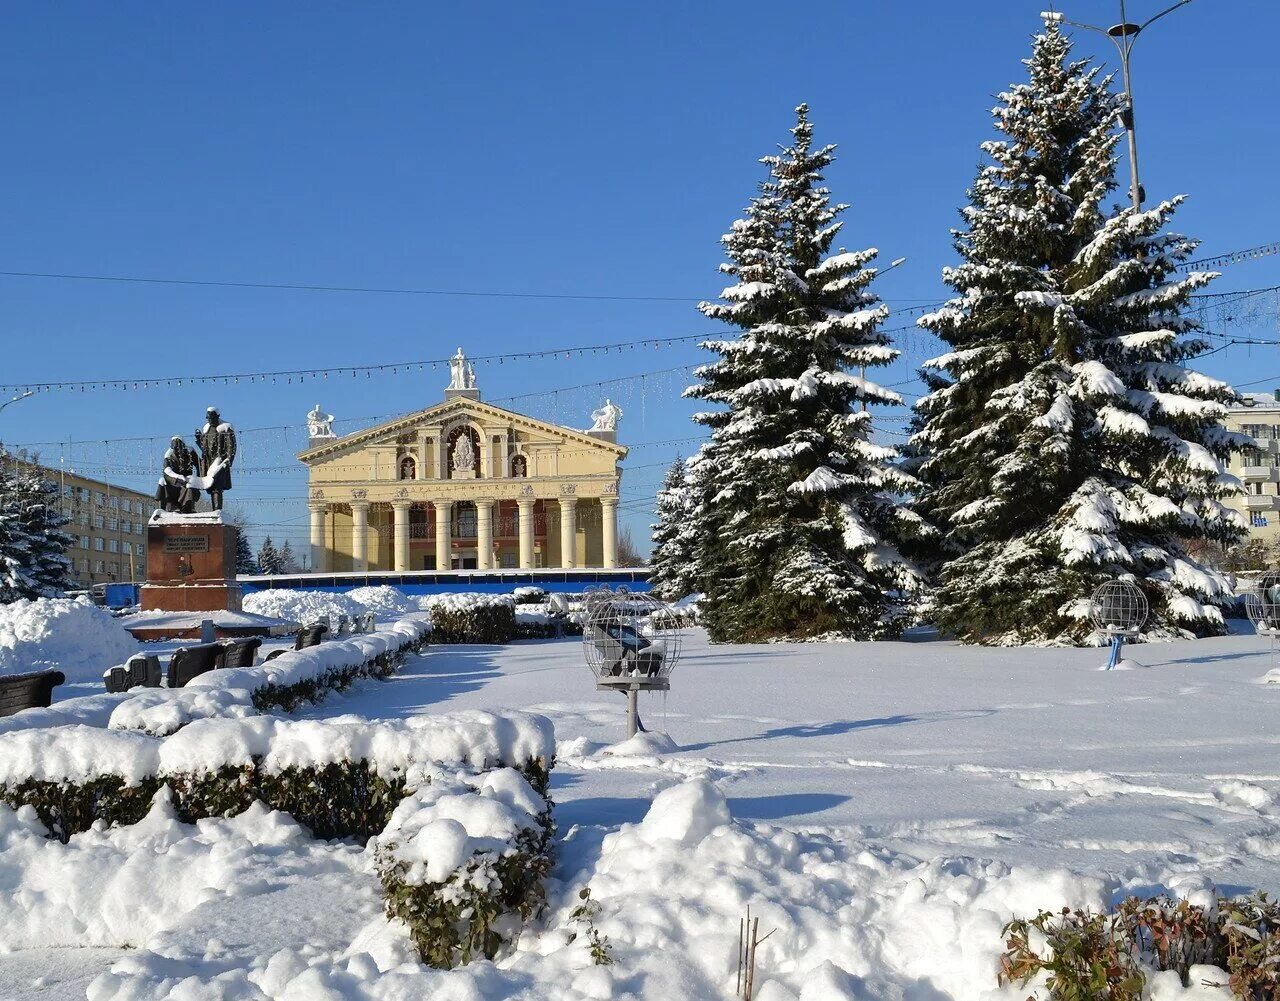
[1179,242,1280,274]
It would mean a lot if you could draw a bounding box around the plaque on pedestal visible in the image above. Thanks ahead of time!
[140,510,243,614]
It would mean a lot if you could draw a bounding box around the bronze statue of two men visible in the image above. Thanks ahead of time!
[156,407,237,514]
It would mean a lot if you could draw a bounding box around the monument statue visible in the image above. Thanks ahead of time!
[448,347,476,391]
[452,431,476,472]
[194,407,237,512]
[156,436,200,513]
[590,398,623,433]
[307,404,335,439]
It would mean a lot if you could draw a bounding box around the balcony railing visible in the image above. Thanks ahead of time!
[404,514,549,540]
[1245,494,1276,511]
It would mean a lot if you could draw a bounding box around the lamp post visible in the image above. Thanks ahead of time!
[1042,1,1194,211]
[0,390,33,418]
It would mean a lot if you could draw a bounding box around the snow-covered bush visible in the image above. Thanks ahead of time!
[423,593,516,644]
[0,596,139,682]
[376,767,554,967]
[242,585,417,624]
[0,710,554,841]
[512,586,547,605]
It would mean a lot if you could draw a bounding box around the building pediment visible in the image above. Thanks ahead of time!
[297,396,627,465]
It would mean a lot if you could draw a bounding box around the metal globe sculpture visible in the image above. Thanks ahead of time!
[1245,571,1280,637]
[582,585,684,737]
[1089,578,1148,671]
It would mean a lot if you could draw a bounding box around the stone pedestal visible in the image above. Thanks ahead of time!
[140,512,243,614]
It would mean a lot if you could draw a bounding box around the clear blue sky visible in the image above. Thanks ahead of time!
[0,2,1276,554]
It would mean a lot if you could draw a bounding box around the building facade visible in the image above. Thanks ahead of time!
[299,353,627,572]
[1224,392,1280,544]
[5,456,151,589]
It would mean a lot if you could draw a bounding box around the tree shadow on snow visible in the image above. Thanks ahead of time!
[679,708,996,753]
[727,792,851,820]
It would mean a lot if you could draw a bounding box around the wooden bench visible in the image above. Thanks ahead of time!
[218,637,262,669]
[103,653,162,693]
[265,623,329,661]
[0,669,66,717]
[166,643,225,689]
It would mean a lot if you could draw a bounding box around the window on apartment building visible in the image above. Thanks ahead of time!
[108,540,118,554]
[123,542,132,557]
[108,518,118,531]
[94,491,104,505]
[93,514,104,530]
[94,560,104,573]
[133,500,143,515]
[80,535,90,549]
[108,562,118,578]
[79,487,89,502]
[122,520,131,534]
[94,538,104,552]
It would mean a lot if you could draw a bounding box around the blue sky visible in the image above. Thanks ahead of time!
[0,2,1276,554]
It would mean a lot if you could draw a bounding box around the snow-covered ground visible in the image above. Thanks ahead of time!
[3,626,1279,999]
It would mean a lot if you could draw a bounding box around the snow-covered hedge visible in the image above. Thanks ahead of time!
[0,596,139,682]
[204,612,432,711]
[423,594,516,644]
[0,612,432,735]
[376,767,554,967]
[514,605,583,639]
[0,710,554,841]
[242,585,418,624]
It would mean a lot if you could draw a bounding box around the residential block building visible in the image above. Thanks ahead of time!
[1224,392,1280,544]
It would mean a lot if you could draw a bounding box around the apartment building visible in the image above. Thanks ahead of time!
[1224,392,1280,544]
[5,456,153,589]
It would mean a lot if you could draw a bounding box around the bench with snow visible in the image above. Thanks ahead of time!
[264,622,329,661]
[103,637,262,693]
[588,623,667,684]
[0,669,66,717]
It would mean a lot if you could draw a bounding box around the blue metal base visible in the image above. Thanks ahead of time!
[1105,635,1124,671]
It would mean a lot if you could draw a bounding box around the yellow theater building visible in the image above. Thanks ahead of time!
[299,350,627,573]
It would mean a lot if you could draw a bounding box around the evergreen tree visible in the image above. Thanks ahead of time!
[0,453,73,601]
[650,457,692,599]
[278,539,299,574]
[687,104,929,641]
[910,25,1242,643]
[235,531,257,576]
[257,536,282,576]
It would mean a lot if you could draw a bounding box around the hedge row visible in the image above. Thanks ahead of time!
[424,596,516,644]
[1001,894,1280,1000]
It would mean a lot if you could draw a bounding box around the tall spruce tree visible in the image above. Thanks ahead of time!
[687,105,928,642]
[0,454,73,601]
[278,540,299,574]
[650,456,699,599]
[910,25,1243,643]
[257,537,282,576]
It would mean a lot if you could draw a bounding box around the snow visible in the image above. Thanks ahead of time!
[242,585,418,623]
[6,628,1280,999]
[0,597,139,682]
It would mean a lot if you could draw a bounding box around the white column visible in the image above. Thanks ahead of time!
[600,496,618,569]
[559,497,577,569]
[350,502,369,571]
[435,500,452,571]
[392,501,410,572]
[476,500,494,570]
[309,502,328,573]
[517,498,536,569]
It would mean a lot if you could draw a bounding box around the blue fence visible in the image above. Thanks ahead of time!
[236,567,651,597]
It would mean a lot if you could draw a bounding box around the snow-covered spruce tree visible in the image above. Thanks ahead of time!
[257,536,281,576]
[687,104,929,642]
[0,454,73,601]
[278,540,299,574]
[909,25,1242,643]
[235,532,257,575]
[649,456,702,600]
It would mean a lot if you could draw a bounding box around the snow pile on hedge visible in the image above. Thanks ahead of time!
[108,687,259,736]
[0,596,139,682]
[0,710,555,791]
[243,585,417,623]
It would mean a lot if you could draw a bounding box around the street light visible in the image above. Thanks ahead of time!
[0,390,33,417]
[1041,1,1194,211]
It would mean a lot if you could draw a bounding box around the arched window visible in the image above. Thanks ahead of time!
[399,456,416,481]
[510,454,528,478]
